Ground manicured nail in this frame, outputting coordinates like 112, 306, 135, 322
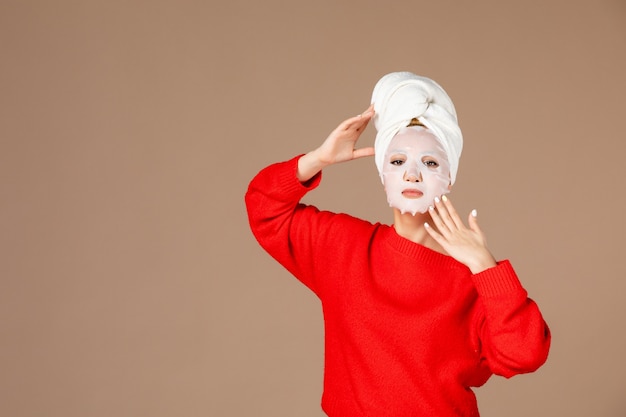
428, 205, 434, 211
442, 195, 448, 202
434, 196, 440, 203
424, 222, 430, 228
471, 209, 477, 217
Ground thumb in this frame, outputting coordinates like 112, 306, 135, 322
468, 209, 482, 233
353, 146, 375, 159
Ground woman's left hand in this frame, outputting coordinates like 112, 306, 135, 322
424, 195, 497, 274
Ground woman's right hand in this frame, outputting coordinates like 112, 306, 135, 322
297, 104, 375, 182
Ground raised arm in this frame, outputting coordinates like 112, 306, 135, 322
245, 105, 376, 292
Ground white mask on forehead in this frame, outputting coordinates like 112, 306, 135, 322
382, 126, 451, 215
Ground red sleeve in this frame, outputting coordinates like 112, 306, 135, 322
471, 260, 551, 378
244, 155, 338, 295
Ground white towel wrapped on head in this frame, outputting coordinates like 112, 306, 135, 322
371, 71, 463, 185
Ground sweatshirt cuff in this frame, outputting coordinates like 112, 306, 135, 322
276, 155, 322, 198
471, 260, 526, 298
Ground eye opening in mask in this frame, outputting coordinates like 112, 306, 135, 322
388, 154, 407, 166
422, 157, 439, 168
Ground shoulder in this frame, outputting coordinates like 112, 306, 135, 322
313, 209, 381, 234
309, 210, 387, 251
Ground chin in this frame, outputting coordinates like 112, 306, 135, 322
393, 206, 428, 217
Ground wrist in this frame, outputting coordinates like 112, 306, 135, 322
297, 150, 328, 182
468, 253, 497, 275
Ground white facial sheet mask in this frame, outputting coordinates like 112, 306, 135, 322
382, 126, 451, 215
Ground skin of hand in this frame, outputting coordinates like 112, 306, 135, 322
424, 195, 497, 274
297, 104, 375, 182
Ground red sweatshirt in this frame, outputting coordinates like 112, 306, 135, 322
245, 156, 550, 417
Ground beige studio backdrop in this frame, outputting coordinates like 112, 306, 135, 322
2, 1, 625, 416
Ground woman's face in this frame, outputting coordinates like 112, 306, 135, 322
382, 127, 451, 215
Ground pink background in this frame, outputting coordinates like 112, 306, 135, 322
2, 1, 625, 416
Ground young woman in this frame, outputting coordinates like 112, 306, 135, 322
245, 72, 550, 417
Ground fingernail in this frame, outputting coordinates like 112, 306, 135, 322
424, 222, 430, 228
434, 196, 440, 203
471, 209, 477, 217
442, 195, 448, 202
428, 205, 434, 211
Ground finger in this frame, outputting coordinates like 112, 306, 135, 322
339, 116, 361, 131
424, 221, 445, 244
348, 107, 375, 128
352, 106, 374, 121
360, 103, 374, 115
352, 146, 375, 159
440, 195, 464, 230
355, 113, 373, 133
428, 204, 450, 236
467, 209, 483, 234
337, 113, 367, 132
433, 196, 457, 231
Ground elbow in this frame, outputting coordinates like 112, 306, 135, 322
526, 324, 552, 372
490, 324, 552, 378
515, 342, 550, 376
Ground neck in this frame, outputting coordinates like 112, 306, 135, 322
392, 208, 447, 254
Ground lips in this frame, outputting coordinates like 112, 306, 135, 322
401, 189, 424, 199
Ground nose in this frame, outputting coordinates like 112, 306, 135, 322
403, 168, 422, 182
